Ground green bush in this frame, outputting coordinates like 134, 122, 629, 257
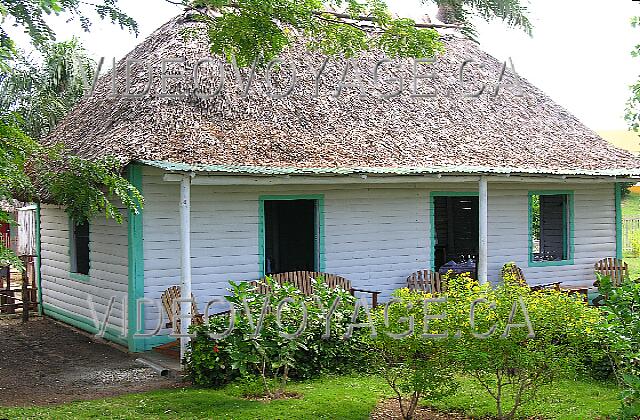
597, 274, 640, 418
185, 277, 368, 396
444, 273, 600, 420
371, 288, 458, 420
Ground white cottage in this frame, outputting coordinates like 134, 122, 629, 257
38, 13, 640, 352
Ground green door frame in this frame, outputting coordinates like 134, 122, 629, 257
258, 195, 325, 277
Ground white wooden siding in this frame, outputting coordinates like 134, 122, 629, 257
40, 205, 129, 335
487, 183, 615, 288
141, 166, 616, 332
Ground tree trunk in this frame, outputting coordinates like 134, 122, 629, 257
436, 4, 457, 24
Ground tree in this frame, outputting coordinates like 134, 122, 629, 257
626, 16, 640, 132
1, 38, 94, 139
0, 0, 141, 269
171, 0, 531, 68
0, 0, 137, 70
432, 0, 532, 40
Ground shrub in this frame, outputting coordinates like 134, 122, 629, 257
371, 288, 458, 420
444, 273, 602, 420
185, 277, 368, 397
597, 274, 640, 418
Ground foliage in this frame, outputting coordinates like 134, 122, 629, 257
0, 0, 136, 70
444, 273, 602, 420
0, 1, 142, 270
0, 117, 143, 267
530, 194, 540, 240
626, 16, 640, 132
371, 288, 458, 420
0, 39, 95, 139
597, 274, 640, 418
185, 277, 368, 397
430, 0, 532, 40
185, 0, 444, 67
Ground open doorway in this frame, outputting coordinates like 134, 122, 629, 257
432, 195, 479, 274
263, 199, 318, 275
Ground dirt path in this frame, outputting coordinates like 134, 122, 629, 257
0, 317, 182, 406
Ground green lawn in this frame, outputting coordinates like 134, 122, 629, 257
625, 256, 640, 279
622, 190, 640, 218
0, 375, 621, 420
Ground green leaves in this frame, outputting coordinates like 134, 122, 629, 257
429, 0, 532, 41
1, 39, 95, 140
40, 155, 144, 225
627, 17, 640, 132
0, 0, 137, 70
188, 0, 445, 67
377, 19, 443, 59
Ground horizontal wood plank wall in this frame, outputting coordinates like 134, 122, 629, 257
40, 204, 128, 344
141, 166, 616, 332
487, 183, 616, 288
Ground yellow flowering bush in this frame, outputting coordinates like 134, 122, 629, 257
371, 273, 603, 420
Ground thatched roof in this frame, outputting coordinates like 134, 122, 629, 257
46, 13, 640, 177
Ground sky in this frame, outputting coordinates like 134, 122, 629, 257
12, 0, 640, 131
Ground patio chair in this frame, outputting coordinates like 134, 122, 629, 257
160, 286, 204, 329
406, 270, 445, 294
153, 286, 205, 358
500, 262, 562, 291
253, 271, 381, 308
594, 257, 628, 287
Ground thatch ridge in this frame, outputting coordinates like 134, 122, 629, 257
45, 13, 640, 176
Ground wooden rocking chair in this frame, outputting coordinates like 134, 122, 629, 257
160, 286, 204, 329
406, 270, 446, 294
154, 286, 204, 358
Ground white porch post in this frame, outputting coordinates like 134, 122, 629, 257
179, 173, 192, 361
478, 176, 488, 284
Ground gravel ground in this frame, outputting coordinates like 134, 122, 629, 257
0, 317, 181, 407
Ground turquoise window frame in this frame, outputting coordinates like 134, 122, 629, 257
258, 194, 325, 277
429, 191, 480, 271
68, 216, 91, 282
527, 190, 575, 267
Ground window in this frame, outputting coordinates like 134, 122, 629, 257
70, 220, 90, 276
529, 193, 572, 264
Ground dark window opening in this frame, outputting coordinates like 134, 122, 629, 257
71, 220, 90, 275
264, 200, 317, 275
531, 194, 569, 262
433, 196, 479, 275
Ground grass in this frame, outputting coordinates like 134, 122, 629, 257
0, 375, 621, 420
622, 190, 640, 218
625, 256, 640, 279
0, 375, 388, 420
432, 376, 620, 420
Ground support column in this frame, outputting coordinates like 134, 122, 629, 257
179, 173, 192, 361
478, 176, 488, 284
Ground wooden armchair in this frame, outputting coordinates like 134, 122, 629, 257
500, 263, 562, 291
406, 270, 445, 294
253, 271, 381, 307
594, 258, 629, 287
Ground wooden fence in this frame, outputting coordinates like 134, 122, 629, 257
623, 217, 640, 252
